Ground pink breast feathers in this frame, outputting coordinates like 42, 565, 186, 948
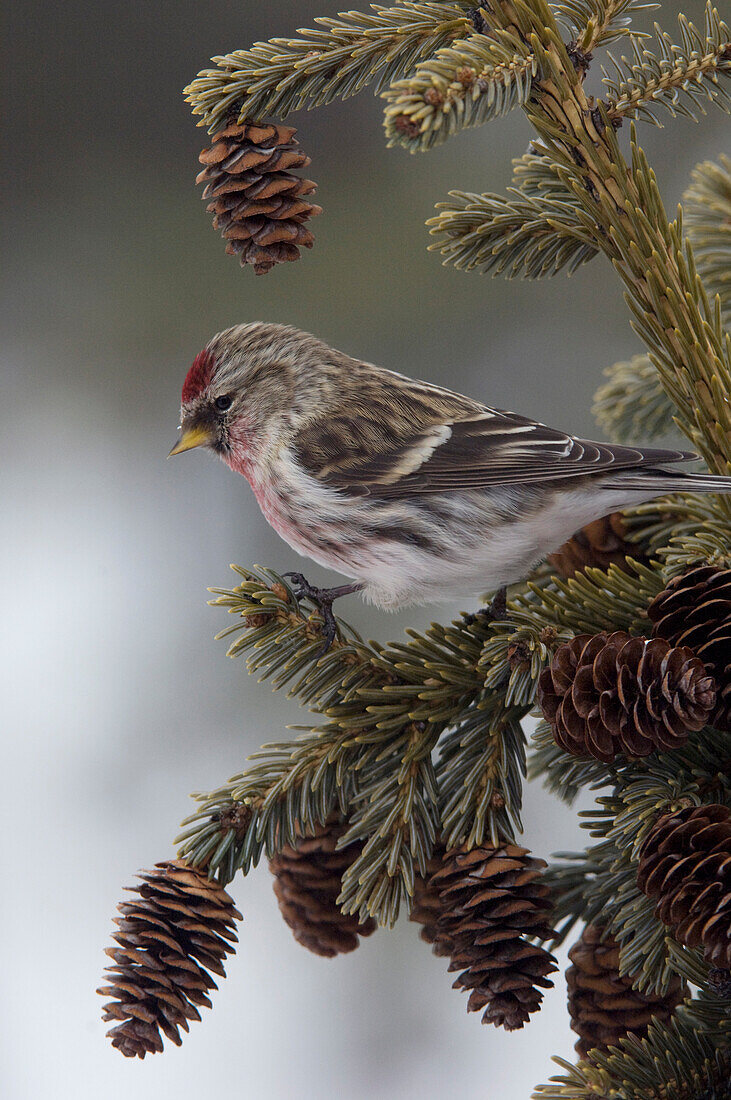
250, 475, 304, 547
182, 349, 215, 404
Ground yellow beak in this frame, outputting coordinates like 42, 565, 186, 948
168, 424, 215, 457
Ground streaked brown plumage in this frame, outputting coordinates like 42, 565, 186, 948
170, 322, 731, 613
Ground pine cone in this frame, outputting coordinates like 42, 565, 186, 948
98, 860, 241, 1058
566, 923, 686, 1057
414, 842, 557, 1030
548, 513, 643, 577
647, 564, 731, 732
197, 119, 321, 275
410, 853, 452, 957
637, 803, 731, 969
537, 631, 716, 763
269, 818, 376, 957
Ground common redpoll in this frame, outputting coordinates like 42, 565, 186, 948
170, 322, 731, 621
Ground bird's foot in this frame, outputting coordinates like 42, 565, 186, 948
282, 573, 363, 654
463, 586, 508, 628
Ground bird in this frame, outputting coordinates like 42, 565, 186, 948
170, 322, 731, 644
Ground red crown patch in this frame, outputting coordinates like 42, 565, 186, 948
182, 349, 215, 404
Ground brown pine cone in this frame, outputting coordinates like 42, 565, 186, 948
269, 818, 376, 957
197, 119, 321, 275
414, 842, 557, 1031
410, 852, 452, 957
98, 860, 241, 1058
548, 513, 643, 578
647, 564, 731, 732
637, 803, 731, 969
537, 631, 716, 763
566, 923, 686, 1057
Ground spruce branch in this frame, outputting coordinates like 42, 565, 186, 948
551, 0, 657, 52
553, 830, 680, 996
684, 153, 731, 322
665, 940, 720, 994
382, 29, 537, 151
592, 154, 731, 447
531, 721, 729, 825
429, 1, 731, 485
602, 4, 731, 126
176, 727, 365, 884
178, 565, 500, 914
597, 136, 731, 479
479, 614, 569, 705
427, 185, 599, 276
178, 560, 651, 911
179, 556, 689, 902
184, 3, 472, 131
436, 697, 528, 848
492, 0, 731, 487
336, 719, 441, 924
516, 558, 665, 635
208, 565, 377, 707
592, 354, 676, 442
511, 148, 581, 199
547, 826, 676, 988
532, 1005, 731, 1099
176, 565, 394, 880
625, 493, 731, 574
529, 718, 613, 806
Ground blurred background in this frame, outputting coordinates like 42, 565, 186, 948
2, 1, 726, 1096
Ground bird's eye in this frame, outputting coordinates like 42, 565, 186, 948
214, 395, 233, 412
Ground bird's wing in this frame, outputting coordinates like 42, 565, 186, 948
292, 373, 693, 497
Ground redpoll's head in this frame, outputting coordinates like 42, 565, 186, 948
169, 322, 342, 459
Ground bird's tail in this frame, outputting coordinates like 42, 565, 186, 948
609, 469, 731, 493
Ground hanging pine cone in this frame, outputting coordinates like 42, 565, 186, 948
98, 860, 241, 1058
647, 564, 731, 732
566, 923, 686, 1057
269, 818, 376, 957
637, 803, 731, 968
410, 851, 452, 957
537, 631, 716, 763
548, 513, 644, 578
197, 119, 321, 275
412, 841, 557, 1030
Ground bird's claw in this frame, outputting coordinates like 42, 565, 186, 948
282, 572, 340, 655
463, 586, 508, 627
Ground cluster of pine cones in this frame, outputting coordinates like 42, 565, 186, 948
538, 554, 730, 761
563, 801, 730, 1056
98, 806, 730, 1061
270, 819, 558, 1031
99, 820, 560, 1055
99, 528, 729, 1062
535, 545, 730, 1051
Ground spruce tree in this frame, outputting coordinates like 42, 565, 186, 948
100, 2, 730, 1092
